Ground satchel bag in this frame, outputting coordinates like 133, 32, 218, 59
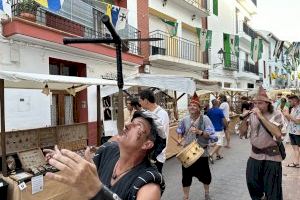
258, 121, 286, 160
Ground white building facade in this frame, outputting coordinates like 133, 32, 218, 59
0, 0, 142, 143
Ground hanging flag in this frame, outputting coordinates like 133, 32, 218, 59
196, 28, 212, 51
105, 4, 128, 31
0, 0, 12, 17
293, 42, 300, 67
161, 19, 178, 37
271, 72, 278, 80
223, 33, 239, 68
106, 3, 112, 20
34, 0, 64, 12
251, 38, 263, 63
291, 71, 295, 81
115, 7, 128, 31
273, 40, 284, 59
111, 5, 120, 27
213, 0, 218, 16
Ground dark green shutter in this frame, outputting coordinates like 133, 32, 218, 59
213, 0, 218, 16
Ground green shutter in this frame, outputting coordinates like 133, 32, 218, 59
213, 0, 218, 16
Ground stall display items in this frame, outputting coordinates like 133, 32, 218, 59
9, 172, 33, 182
17, 148, 48, 175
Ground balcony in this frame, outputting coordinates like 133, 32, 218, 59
243, 61, 258, 75
235, 61, 259, 80
237, 0, 257, 14
2, 0, 143, 64
223, 52, 239, 71
172, 0, 210, 17
240, 22, 256, 44
149, 30, 210, 72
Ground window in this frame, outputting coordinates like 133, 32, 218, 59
247, 83, 254, 88
224, 82, 231, 88
49, 58, 86, 125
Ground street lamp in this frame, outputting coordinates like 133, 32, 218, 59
217, 48, 224, 63
213, 48, 225, 68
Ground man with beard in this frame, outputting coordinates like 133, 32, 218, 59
44, 111, 165, 200
239, 87, 284, 200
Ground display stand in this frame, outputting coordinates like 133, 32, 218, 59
1, 172, 84, 200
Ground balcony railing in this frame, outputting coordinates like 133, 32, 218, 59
243, 61, 259, 75
10, 0, 141, 55
243, 22, 257, 39
183, 0, 208, 10
149, 30, 208, 63
223, 52, 239, 71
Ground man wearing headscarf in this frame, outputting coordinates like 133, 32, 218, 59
176, 93, 216, 200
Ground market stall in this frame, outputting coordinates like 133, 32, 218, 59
0, 70, 135, 199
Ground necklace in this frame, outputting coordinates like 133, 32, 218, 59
112, 160, 135, 180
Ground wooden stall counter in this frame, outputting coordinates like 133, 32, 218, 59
1, 172, 85, 200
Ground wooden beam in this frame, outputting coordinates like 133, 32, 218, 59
0, 79, 7, 177
176, 93, 185, 101
96, 85, 101, 146
173, 91, 178, 120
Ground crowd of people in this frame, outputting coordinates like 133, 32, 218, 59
40, 87, 300, 200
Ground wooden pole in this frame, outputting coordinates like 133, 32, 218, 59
0, 79, 7, 177
96, 85, 101, 146
173, 91, 178, 120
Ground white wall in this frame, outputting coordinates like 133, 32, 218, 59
149, 0, 204, 34
0, 39, 137, 130
127, 0, 138, 29
4, 89, 51, 131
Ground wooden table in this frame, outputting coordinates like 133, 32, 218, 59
1, 172, 85, 200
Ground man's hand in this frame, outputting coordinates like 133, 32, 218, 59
252, 107, 263, 118
45, 146, 102, 199
190, 127, 201, 135
283, 110, 290, 119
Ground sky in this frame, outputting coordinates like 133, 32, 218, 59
251, 0, 300, 42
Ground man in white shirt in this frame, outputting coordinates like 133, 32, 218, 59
218, 94, 231, 148
139, 89, 170, 173
283, 95, 300, 168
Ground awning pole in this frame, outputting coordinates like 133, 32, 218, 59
0, 79, 7, 177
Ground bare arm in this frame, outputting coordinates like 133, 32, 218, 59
136, 183, 161, 200
283, 111, 300, 124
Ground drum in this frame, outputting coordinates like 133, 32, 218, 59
176, 140, 204, 168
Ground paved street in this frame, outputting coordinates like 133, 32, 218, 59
161, 135, 300, 200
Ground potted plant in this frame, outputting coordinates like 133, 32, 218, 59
17, 0, 39, 21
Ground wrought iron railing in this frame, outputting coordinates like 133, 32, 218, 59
183, 0, 208, 10
149, 30, 208, 63
223, 52, 239, 71
243, 22, 257, 39
243, 61, 258, 75
9, 0, 141, 55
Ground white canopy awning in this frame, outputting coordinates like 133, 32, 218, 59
0, 70, 136, 90
195, 79, 222, 92
101, 73, 196, 96
222, 87, 249, 92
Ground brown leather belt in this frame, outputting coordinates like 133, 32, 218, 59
252, 145, 280, 156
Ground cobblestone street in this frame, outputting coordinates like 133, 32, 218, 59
161, 135, 300, 200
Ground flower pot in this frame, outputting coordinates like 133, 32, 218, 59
20, 12, 36, 22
